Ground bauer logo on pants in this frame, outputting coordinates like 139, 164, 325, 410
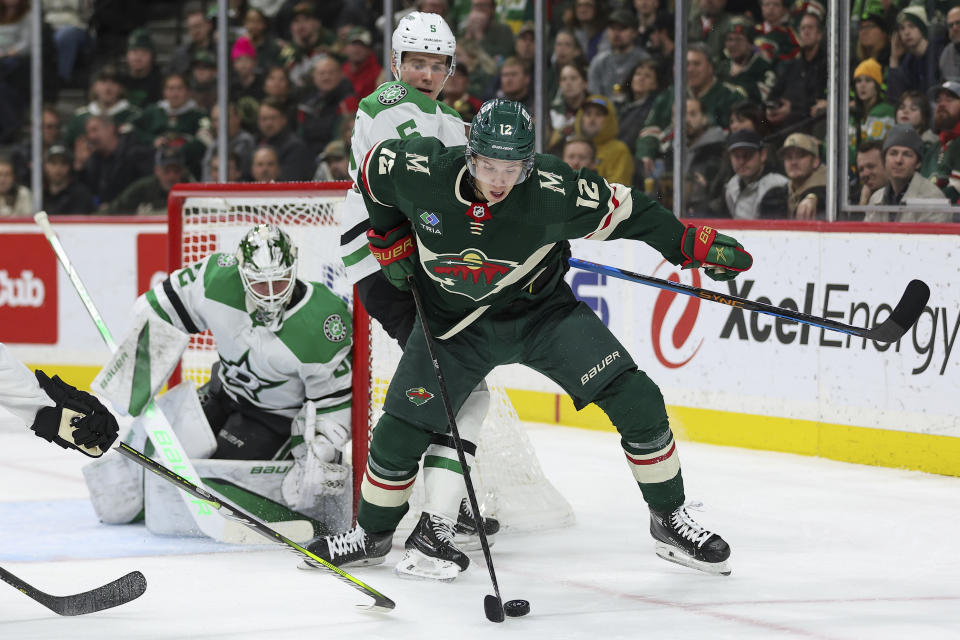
406, 387, 434, 406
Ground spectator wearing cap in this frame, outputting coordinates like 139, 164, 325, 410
497, 57, 534, 113
755, 0, 799, 64
65, 67, 143, 147
765, 12, 827, 134
717, 16, 777, 104
257, 98, 314, 181
242, 8, 283, 74
189, 50, 218, 112
230, 36, 264, 102
855, 11, 890, 69
121, 29, 162, 109
849, 58, 894, 165
929, 80, 960, 203
854, 139, 887, 206
0, 155, 31, 217
562, 135, 597, 171
723, 129, 788, 219
200, 102, 256, 181
442, 62, 483, 122
299, 56, 357, 157
565, 0, 609, 63
939, 6, 960, 87
617, 60, 662, 158
587, 9, 650, 100
779, 132, 826, 219
251, 146, 281, 182
280, 1, 333, 89
887, 6, 943, 106
865, 124, 951, 222
314, 140, 350, 181
460, 0, 516, 62
547, 63, 589, 155
573, 94, 634, 186
681, 96, 728, 215
109, 144, 188, 215
342, 27, 382, 100
166, 5, 216, 76
894, 90, 938, 178
80, 114, 154, 208
688, 0, 733, 62
42, 145, 94, 215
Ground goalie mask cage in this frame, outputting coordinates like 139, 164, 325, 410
168, 182, 574, 533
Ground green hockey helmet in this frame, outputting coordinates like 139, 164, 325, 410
465, 98, 536, 184
236, 224, 298, 329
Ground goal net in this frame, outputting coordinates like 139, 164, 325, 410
168, 182, 575, 533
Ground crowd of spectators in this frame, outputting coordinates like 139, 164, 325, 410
0, 0, 958, 221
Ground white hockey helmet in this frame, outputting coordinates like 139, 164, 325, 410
236, 224, 298, 330
391, 11, 457, 84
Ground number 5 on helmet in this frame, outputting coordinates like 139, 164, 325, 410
679, 224, 753, 282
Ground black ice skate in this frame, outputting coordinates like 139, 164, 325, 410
299, 525, 392, 570
395, 512, 470, 581
650, 502, 731, 576
454, 497, 501, 551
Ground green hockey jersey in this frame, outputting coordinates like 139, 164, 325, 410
357, 136, 688, 339
141, 253, 352, 421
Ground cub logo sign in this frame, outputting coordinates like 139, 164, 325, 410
650, 260, 703, 369
0, 234, 57, 343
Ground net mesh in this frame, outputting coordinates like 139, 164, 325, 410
172, 183, 574, 532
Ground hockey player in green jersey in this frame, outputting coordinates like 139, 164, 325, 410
307, 99, 753, 579
331, 10, 500, 578
84, 225, 354, 528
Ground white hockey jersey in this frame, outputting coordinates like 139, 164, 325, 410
0, 342, 55, 425
141, 253, 353, 422
340, 79, 468, 284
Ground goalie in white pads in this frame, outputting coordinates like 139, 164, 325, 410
321, 11, 497, 581
0, 342, 119, 457
83, 224, 353, 530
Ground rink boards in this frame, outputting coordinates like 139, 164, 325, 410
1, 218, 958, 475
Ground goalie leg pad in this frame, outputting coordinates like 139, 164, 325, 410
82, 453, 144, 524
155, 382, 217, 459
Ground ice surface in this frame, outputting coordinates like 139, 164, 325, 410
2, 413, 958, 639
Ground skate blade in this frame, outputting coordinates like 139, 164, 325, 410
654, 542, 732, 576
297, 556, 386, 571
454, 532, 496, 551
394, 549, 463, 582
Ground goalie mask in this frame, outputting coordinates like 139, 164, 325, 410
237, 224, 298, 329
465, 98, 536, 185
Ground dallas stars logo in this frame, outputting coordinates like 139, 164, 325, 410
378, 84, 407, 105
406, 387, 434, 406
219, 350, 284, 403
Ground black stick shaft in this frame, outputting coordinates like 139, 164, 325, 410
407, 280, 505, 620
569, 258, 929, 344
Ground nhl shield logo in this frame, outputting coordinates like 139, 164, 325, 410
406, 387, 434, 406
466, 203, 492, 221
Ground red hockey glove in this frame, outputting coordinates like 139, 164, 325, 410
367, 223, 416, 290
680, 224, 753, 282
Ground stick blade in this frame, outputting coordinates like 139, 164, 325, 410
50, 570, 147, 616
867, 279, 930, 343
484, 594, 505, 623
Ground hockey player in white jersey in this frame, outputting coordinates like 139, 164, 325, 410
83, 224, 353, 527
320, 11, 498, 581
0, 342, 119, 457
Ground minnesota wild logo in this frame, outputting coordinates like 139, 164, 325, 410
379, 84, 407, 105
406, 387, 434, 406
424, 248, 518, 301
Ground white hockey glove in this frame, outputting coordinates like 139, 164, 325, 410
281, 402, 350, 511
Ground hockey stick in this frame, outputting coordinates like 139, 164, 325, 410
569, 258, 930, 343
114, 442, 395, 612
33, 211, 236, 542
0, 566, 146, 616
408, 279, 520, 623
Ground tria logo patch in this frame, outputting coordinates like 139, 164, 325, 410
418, 210, 442, 235
424, 248, 518, 301
406, 387, 434, 406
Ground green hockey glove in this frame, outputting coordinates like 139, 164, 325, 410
367, 222, 416, 290
680, 224, 753, 282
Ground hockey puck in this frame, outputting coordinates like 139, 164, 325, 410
504, 599, 530, 617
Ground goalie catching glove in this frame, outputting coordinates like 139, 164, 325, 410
281, 401, 350, 511
680, 224, 752, 281
31, 371, 119, 457
367, 222, 416, 291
